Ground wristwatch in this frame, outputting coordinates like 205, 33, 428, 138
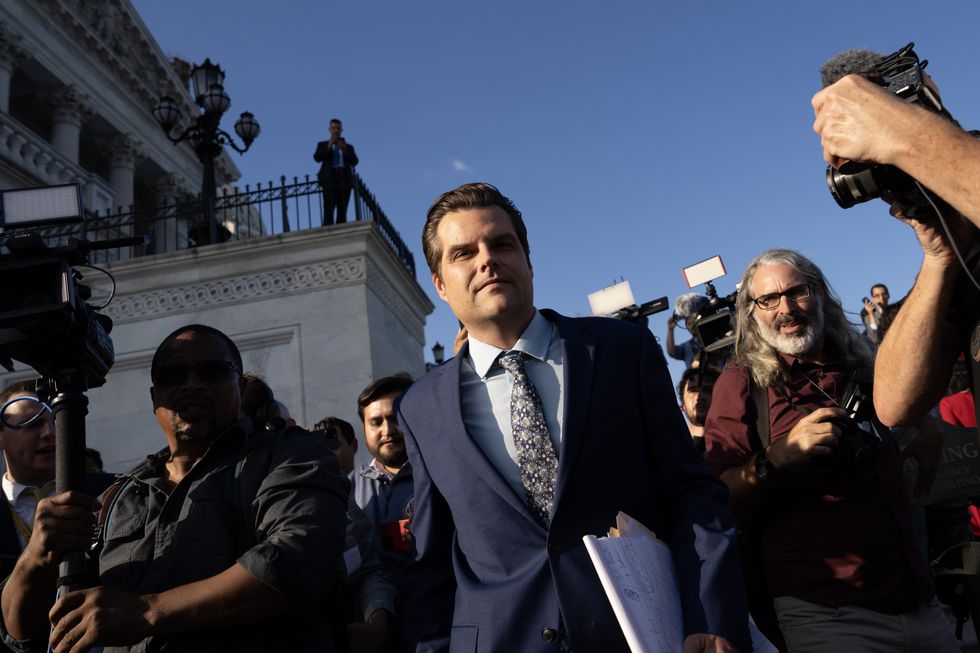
754, 448, 778, 482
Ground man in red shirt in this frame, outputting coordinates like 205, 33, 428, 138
705, 248, 955, 652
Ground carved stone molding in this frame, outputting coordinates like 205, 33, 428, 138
365, 260, 426, 341
36, 0, 185, 111
46, 84, 94, 122
0, 23, 30, 67
103, 132, 146, 166
102, 257, 367, 323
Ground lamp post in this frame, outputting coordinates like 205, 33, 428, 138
152, 59, 260, 245
432, 342, 445, 365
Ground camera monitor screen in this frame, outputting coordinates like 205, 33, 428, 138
0, 185, 82, 230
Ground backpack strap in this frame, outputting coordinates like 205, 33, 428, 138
91, 477, 131, 554
748, 377, 771, 451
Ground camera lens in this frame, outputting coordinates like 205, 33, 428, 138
826, 164, 882, 208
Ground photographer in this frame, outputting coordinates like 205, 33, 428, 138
812, 51, 980, 429
703, 249, 954, 652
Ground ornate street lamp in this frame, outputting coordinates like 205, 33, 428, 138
152, 59, 260, 245
432, 341, 445, 365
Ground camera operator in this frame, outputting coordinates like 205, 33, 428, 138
703, 249, 955, 652
0, 324, 349, 652
812, 50, 980, 429
666, 293, 709, 368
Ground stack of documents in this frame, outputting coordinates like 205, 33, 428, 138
584, 512, 776, 653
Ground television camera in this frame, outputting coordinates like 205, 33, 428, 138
587, 279, 668, 328
0, 183, 144, 592
680, 255, 738, 355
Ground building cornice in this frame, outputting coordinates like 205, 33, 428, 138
35, 0, 194, 116
101, 257, 367, 324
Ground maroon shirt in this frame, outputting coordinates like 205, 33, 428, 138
705, 356, 933, 613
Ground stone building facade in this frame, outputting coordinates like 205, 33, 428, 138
0, 0, 433, 472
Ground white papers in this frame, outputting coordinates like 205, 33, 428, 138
583, 511, 776, 653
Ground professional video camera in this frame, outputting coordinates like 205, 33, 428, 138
680, 256, 738, 354
0, 183, 143, 594
823, 368, 881, 479
587, 279, 668, 328
0, 184, 132, 388
825, 42, 968, 221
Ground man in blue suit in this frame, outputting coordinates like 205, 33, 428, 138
398, 183, 749, 653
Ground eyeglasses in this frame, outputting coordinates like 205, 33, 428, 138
751, 284, 812, 311
152, 360, 241, 387
0, 396, 53, 430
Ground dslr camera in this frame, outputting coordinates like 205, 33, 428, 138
822, 371, 881, 479
825, 42, 969, 221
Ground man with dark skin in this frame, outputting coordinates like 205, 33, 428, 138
0, 325, 347, 652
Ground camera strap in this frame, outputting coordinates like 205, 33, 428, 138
746, 377, 771, 451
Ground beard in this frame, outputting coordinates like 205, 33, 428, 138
371, 440, 408, 469
683, 402, 705, 427
171, 414, 216, 442
756, 303, 825, 357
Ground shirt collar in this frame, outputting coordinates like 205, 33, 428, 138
467, 309, 551, 378
2, 473, 39, 503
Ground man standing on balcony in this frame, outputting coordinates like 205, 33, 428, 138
314, 118, 359, 225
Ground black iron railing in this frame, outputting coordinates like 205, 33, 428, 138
35, 171, 416, 276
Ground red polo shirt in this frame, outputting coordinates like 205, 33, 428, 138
705, 356, 933, 613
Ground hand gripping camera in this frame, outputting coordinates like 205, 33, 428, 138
823, 369, 881, 479
825, 42, 969, 222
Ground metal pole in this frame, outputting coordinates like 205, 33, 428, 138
51, 370, 89, 594
280, 175, 290, 233
203, 155, 217, 245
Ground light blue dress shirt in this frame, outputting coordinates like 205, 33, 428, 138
460, 310, 565, 498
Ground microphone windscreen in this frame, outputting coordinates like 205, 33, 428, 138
820, 49, 885, 88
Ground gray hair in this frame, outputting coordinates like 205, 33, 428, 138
733, 249, 872, 387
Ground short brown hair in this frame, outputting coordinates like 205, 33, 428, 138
422, 182, 530, 276
357, 372, 413, 421
0, 380, 38, 405
314, 416, 355, 444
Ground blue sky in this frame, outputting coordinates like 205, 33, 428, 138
131, 0, 980, 385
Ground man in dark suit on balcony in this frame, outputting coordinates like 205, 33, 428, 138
314, 118, 359, 225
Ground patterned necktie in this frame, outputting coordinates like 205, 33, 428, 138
497, 351, 558, 527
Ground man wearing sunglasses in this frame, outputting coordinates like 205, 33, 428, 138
0, 383, 113, 585
704, 249, 954, 652
0, 324, 349, 652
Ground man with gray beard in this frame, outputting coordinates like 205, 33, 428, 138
704, 249, 955, 652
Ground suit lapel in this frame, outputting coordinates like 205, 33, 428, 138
434, 345, 541, 525
543, 311, 597, 501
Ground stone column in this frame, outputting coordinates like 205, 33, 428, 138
0, 25, 29, 113
149, 173, 189, 254
105, 134, 145, 214
47, 85, 92, 165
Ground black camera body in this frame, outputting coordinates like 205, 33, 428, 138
0, 233, 115, 389
0, 185, 141, 390
825, 373, 881, 479
690, 281, 738, 354
825, 42, 958, 221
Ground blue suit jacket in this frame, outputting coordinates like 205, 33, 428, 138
398, 311, 749, 653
